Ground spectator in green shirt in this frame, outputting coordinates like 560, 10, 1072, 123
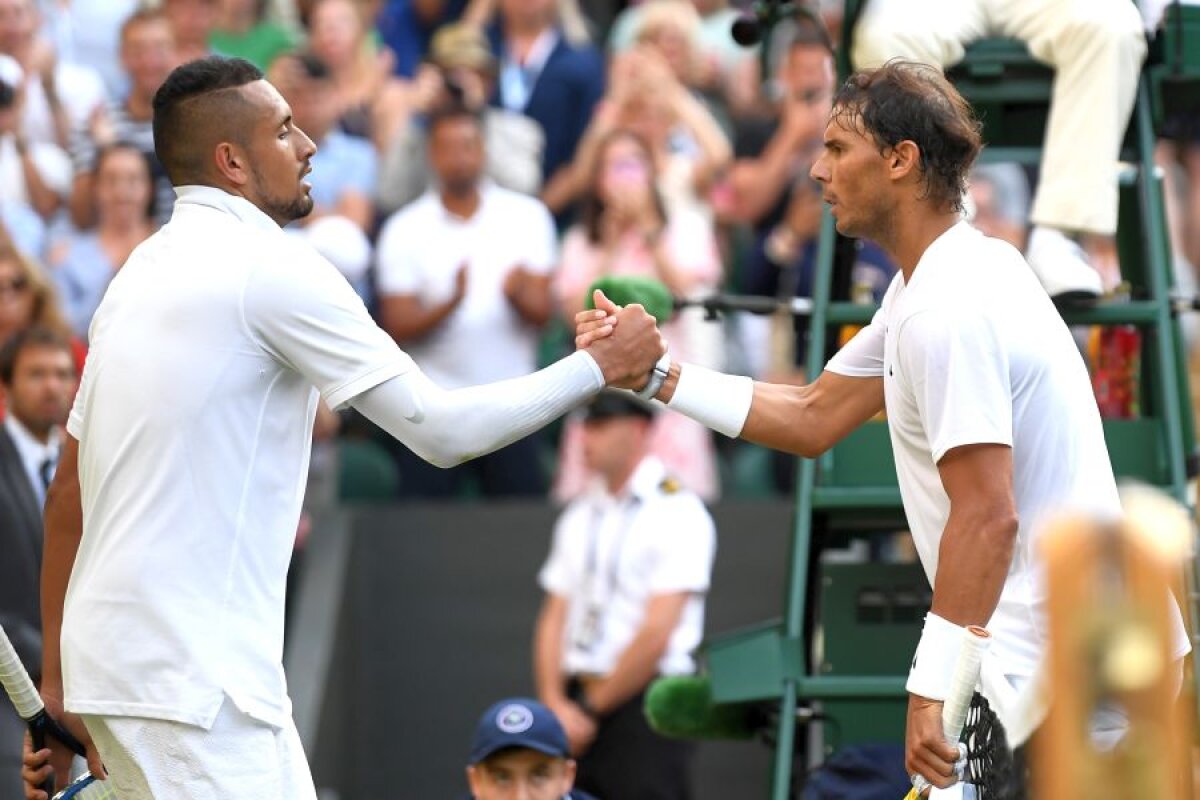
210, 0, 298, 70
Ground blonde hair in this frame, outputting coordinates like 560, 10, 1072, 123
0, 246, 71, 339
634, 0, 701, 50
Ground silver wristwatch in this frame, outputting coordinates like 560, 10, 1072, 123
636, 352, 672, 401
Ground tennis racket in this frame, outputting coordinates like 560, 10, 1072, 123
904, 624, 991, 799
0, 624, 112, 799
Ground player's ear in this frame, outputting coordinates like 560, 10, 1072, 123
563, 758, 577, 787
888, 139, 920, 183
213, 141, 250, 186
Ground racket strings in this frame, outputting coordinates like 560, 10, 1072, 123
961, 693, 1028, 800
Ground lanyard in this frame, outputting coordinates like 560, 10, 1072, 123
584, 495, 644, 604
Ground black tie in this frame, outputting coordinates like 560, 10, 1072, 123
39, 457, 54, 491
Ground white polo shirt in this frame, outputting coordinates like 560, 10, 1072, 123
827, 221, 1190, 679
375, 183, 557, 388
62, 186, 413, 728
539, 457, 716, 676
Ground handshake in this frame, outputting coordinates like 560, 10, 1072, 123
577, 279, 675, 399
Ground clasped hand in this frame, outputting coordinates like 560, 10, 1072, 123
576, 289, 664, 391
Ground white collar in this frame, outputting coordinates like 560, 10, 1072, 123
507, 28, 560, 72
173, 185, 282, 234
4, 413, 59, 468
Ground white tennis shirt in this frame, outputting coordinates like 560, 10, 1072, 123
826, 221, 1190, 679
62, 186, 414, 728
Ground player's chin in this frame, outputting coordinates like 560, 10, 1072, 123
294, 195, 316, 219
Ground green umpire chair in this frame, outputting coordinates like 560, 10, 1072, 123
683, 4, 1200, 799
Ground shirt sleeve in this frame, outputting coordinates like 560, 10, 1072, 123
538, 508, 577, 595
66, 345, 93, 439
896, 308, 1013, 463
374, 211, 423, 296
824, 306, 886, 378
647, 497, 716, 593
244, 238, 414, 410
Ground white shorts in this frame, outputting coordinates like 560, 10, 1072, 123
80, 696, 317, 800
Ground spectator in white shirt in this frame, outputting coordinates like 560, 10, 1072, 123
377, 103, 559, 497
0, 0, 105, 150
0, 57, 71, 220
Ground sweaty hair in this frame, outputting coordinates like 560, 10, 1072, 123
832, 59, 982, 213
0, 326, 73, 387
152, 56, 265, 186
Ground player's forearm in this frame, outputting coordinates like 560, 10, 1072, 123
39, 471, 83, 692
930, 509, 1019, 627
352, 351, 603, 468
653, 364, 880, 457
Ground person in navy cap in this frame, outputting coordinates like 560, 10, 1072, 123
466, 698, 597, 800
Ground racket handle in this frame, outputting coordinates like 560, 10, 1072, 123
1, 624, 87, 797
0, 625, 44, 720
942, 625, 991, 744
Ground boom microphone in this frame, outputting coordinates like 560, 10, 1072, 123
644, 675, 766, 740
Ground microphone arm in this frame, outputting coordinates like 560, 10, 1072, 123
674, 293, 815, 320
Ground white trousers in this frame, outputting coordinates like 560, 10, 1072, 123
80, 697, 317, 800
851, 0, 1147, 235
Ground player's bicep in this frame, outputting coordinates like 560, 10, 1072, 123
937, 443, 1017, 526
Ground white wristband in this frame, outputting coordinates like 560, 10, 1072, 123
666, 363, 753, 438
906, 612, 965, 701
636, 352, 671, 400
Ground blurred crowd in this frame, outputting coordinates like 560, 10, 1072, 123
0, 0, 1196, 503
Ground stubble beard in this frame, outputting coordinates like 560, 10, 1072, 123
250, 166, 315, 225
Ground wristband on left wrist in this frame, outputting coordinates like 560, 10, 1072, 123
905, 612, 965, 701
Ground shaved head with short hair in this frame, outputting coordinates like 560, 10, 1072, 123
152, 56, 265, 186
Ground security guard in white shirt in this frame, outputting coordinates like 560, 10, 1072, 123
534, 392, 716, 800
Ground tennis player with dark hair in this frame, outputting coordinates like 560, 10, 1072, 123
21, 55, 664, 800
577, 59, 1190, 795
